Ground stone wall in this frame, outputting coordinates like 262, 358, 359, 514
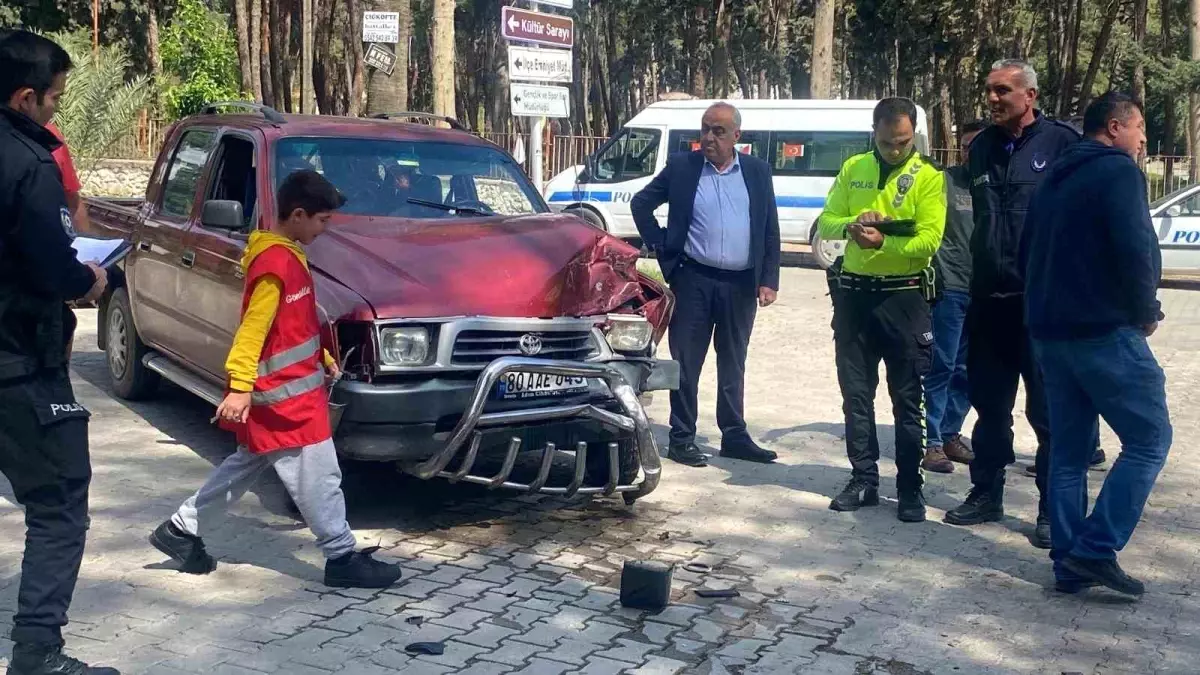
80, 159, 153, 197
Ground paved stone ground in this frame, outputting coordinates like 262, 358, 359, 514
3, 267, 1200, 675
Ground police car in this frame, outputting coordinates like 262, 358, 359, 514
1150, 183, 1200, 275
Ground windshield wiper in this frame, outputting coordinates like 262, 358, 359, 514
406, 198, 492, 217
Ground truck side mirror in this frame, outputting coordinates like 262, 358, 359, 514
1167, 204, 1183, 218
201, 200, 245, 231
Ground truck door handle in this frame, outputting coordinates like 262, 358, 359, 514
181, 250, 196, 268
138, 241, 152, 252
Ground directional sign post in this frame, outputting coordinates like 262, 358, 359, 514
511, 83, 570, 118
501, 6, 574, 49
508, 45, 572, 84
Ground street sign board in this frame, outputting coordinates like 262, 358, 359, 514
364, 43, 396, 76
501, 6, 574, 49
362, 12, 399, 43
508, 45, 572, 83
511, 83, 570, 118
536, 0, 574, 8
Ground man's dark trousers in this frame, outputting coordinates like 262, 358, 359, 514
0, 369, 92, 648
668, 259, 758, 447
1034, 328, 1171, 580
966, 295, 1051, 509
832, 286, 931, 492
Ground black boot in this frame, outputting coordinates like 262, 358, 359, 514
325, 547, 403, 589
1033, 512, 1052, 549
897, 488, 927, 523
667, 443, 709, 467
9, 643, 119, 674
149, 520, 217, 574
944, 476, 1005, 525
829, 478, 879, 512
1062, 555, 1145, 596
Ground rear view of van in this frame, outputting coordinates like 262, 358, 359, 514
543, 99, 931, 268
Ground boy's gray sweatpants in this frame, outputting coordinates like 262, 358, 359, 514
171, 438, 357, 559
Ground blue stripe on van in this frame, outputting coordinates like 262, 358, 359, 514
546, 191, 826, 209
548, 191, 613, 203
775, 196, 826, 208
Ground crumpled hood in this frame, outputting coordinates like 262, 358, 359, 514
304, 213, 658, 320
1042, 139, 1133, 189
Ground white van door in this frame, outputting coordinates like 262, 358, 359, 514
544, 126, 665, 238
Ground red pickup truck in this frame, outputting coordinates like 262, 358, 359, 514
82, 103, 677, 503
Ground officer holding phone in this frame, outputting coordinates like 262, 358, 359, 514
816, 97, 947, 523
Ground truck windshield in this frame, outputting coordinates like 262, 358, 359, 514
274, 137, 548, 219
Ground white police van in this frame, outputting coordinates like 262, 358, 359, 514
543, 98, 931, 268
1150, 183, 1200, 275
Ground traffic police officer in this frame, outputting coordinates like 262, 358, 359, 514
0, 31, 119, 675
817, 97, 947, 523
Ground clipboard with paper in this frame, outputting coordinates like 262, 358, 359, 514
70, 236, 132, 268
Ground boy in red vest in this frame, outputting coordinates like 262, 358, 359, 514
148, 170, 401, 589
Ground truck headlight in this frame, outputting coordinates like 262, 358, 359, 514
379, 327, 430, 366
604, 315, 653, 353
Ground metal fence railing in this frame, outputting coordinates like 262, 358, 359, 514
91, 120, 1198, 205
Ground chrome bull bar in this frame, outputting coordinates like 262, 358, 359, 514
401, 357, 662, 500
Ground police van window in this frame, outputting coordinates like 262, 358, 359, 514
768, 132, 872, 177
591, 128, 661, 183
161, 129, 218, 218
667, 130, 767, 160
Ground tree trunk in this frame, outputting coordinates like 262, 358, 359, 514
259, 0, 275, 106
346, 0, 366, 116
271, 0, 292, 113
1058, 0, 1083, 116
233, 0, 253, 96
1076, 0, 1117, 113
146, 0, 163, 110
1191, 0, 1200, 181
686, 2, 708, 96
711, 0, 731, 97
811, 0, 836, 98
431, 0, 455, 120
1133, 0, 1149, 105
250, 0, 263, 101
1164, 0, 1177, 185
365, 0, 410, 115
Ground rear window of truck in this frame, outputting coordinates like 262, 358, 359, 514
273, 138, 548, 219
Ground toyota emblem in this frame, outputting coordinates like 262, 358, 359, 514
518, 333, 543, 356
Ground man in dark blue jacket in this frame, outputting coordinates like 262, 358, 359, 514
944, 59, 1081, 549
630, 102, 781, 468
1021, 92, 1167, 597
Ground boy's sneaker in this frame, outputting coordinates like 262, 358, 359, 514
324, 547, 403, 589
9, 642, 119, 674
149, 520, 217, 574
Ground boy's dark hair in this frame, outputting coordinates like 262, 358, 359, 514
959, 119, 988, 139
276, 170, 346, 220
873, 97, 918, 127
1083, 92, 1141, 137
0, 30, 73, 104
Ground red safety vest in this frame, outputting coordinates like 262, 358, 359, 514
222, 244, 331, 454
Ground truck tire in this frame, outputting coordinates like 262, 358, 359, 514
106, 287, 160, 400
810, 225, 845, 270
584, 438, 639, 489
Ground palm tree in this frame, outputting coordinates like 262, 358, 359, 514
51, 30, 153, 175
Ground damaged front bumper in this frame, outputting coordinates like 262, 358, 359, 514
337, 356, 669, 501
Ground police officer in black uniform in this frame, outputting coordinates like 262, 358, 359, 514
942, 58, 1081, 550
0, 31, 120, 675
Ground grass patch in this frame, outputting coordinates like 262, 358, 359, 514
637, 258, 665, 284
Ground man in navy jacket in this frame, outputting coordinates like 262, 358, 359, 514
943, 59, 1081, 549
630, 102, 781, 468
1021, 92, 1168, 597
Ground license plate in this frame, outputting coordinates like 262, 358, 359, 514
496, 372, 588, 400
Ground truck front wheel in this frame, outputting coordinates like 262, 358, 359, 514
106, 287, 160, 400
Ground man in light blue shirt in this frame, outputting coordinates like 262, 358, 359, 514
631, 102, 782, 468
686, 152, 752, 271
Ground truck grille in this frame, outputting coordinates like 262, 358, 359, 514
452, 330, 596, 366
